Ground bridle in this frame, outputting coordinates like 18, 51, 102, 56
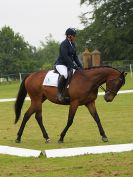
99, 76, 124, 96
100, 85, 117, 96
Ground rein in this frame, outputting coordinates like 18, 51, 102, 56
100, 85, 106, 92
100, 85, 117, 96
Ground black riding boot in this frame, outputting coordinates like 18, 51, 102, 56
57, 75, 66, 102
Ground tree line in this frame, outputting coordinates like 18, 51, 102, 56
0, 0, 132, 74
0, 27, 59, 74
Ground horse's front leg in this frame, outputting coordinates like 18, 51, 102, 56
58, 100, 79, 143
86, 101, 108, 142
34, 99, 50, 143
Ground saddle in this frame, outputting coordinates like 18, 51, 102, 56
43, 69, 74, 103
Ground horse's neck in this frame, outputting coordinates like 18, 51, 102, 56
83, 68, 118, 86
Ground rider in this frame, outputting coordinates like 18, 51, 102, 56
55, 28, 83, 101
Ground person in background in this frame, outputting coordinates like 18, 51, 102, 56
55, 28, 83, 101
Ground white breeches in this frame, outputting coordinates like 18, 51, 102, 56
55, 65, 68, 79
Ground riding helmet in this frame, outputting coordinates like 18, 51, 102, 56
65, 28, 76, 36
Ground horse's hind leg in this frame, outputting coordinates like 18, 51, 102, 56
58, 100, 79, 143
35, 111, 50, 143
16, 105, 35, 143
86, 101, 108, 142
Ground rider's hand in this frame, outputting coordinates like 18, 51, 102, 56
74, 65, 78, 70
74, 65, 83, 70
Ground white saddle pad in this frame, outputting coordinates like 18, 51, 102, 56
43, 69, 75, 87
43, 70, 59, 87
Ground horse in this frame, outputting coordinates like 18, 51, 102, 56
14, 66, 126, 144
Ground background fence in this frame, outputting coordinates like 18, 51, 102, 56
0, 73, 30, 83
102, 60, 133, 78
102, 60, 133, 72
0, 60, 133, 83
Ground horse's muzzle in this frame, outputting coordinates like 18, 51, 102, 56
104, 92, 115, 102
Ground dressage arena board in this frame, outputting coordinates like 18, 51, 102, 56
0, 90, 133, 103
45, 143, 133, 158
0, 145, 41, 157
0, 143, 133, 158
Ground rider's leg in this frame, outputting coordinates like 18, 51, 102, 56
58, 75, 66, 101
55, 65, 68, 101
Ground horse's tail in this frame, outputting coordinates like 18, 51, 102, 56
14, 75, 29, 124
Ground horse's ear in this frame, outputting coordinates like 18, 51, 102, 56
124, 72, 127, 77
121, 72, 127, 77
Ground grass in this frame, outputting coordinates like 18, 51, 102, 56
0, 74, 133, 177
0, 152, 133, 177
0, 81, 19, 98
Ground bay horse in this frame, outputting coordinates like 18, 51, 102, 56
14, 66, 126, 144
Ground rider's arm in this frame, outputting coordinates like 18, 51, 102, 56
74, 54, 83, 69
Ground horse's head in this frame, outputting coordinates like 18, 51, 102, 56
104, 72, 127, 102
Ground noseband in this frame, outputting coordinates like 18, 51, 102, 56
100, 76, 124, 96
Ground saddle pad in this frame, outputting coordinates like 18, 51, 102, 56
43, 69, 76, 87
43, 70, 59, 87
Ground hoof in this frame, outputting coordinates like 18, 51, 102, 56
15, 139, 21, 143
102, 137, 108, 142
58, 140, 64, 144
45, 138, 50, 144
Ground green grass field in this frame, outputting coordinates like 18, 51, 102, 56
0, 74, 133, 177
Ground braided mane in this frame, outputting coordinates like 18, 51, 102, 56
84, 65, 125, 85
85, 66, 121, 73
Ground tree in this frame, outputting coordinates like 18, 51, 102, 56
79, 0, 133, 61
0, 26, 38, 74
36, 34, 59, 69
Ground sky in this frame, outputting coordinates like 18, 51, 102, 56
0, 0, 86, 47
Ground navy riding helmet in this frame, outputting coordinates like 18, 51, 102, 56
65, 28, 76, 36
